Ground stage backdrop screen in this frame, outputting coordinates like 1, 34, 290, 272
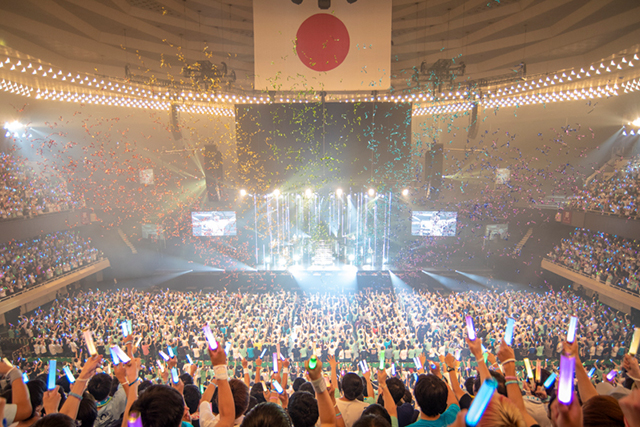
191, 212, 237, 236
411, 211, 457, 236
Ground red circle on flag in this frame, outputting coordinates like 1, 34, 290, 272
296, 14, 350, 72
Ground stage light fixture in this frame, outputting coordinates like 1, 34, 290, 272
632, 118, 640, 127
368, 188, 375, 197
273, 189, 280, 197
239, 189, 247, 197
336, 188, 343, 197
305, 188, 313, 198
3, 120, 24, 132
402, 189, 409, 196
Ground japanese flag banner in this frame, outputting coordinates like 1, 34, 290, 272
253, 0, 392, 92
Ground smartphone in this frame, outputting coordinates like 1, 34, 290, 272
558, 355, 575, 405
606, 370, 617, 381
110, 347, 121, 365
466, 316, 476, 341
523, 358, 534, 379
83, 330, 97, 356
630, 328, 640, 356
272, 353, 279, 373
587, 367, 596, 378
465, 377, 498, 427
63, 366, 76, 383
159, 351, 170, 361
543, 373, 556, 389
272, 379, 284, 394
47, 360, 57, 390
566, 316, 578, 343
260, 348, 268, 359
121, 322, 129, 338
203, 325, 218, 351
505, 318, 515, 346
167, 346, 175, 358
308, 355, 317, 370
186, 355, 194, 365
157, 360, 165, 372
413, 357, 422, 370
113, 346, 131, 364
224, 342, 232, 356
171, 367, 180, 384
22, 372, 29, 383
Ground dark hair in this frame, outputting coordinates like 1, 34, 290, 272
32, 414, 76, 427
385, 378, 405, 405
292, 378, 306, 392
87, 373, 113, 401
414, 375, 448, 417
287, 391, 319, 427
342, 373, 364, 401
403, 388, 413, 405
352, 414, 391, 427
180, 373, 194, 385
241, 402, 292, 427
298, 382, 315, 395
77, 392, 98, 427
130, 385, 184, 427
582, 395, 624, 427
362, 404, 392, 425
229, 379, 250, 417
473, 371, 507, 397
27, 379, 46, 419
464, 377, 475, 396
183, 384, 201, 415
139, 380, 154, 394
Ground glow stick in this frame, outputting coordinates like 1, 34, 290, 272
558, 355, 575, 405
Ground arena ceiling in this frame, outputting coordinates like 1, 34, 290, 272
0, 0, 639, 113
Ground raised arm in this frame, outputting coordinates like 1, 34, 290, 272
497, 340, 538, 427
466, 336, 491, 384
306, 357, 336, 427
563, 341, 597, 403
0, 360, 32, 421
60, 355, 103, 419
444, 354, 465, 402
376, 369, 397, 418
209, 345, 236, 427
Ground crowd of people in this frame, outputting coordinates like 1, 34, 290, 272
568, 156, 640, 217
547, 228, 640, 293
0, 285, 639, 427
0, 153, 84, 221
0, 231, 103, 298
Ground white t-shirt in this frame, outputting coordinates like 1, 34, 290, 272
336, 399, 370, 427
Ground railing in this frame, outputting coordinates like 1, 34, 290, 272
543, 258, 640, 298
0, 258, 107, 304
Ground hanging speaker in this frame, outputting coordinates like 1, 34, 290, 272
468, 103, 478, 140
170, 104, 182, 140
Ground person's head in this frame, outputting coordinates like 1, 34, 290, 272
292, 377, 306, 392
226, 379, 250, 418
77, 392, 98, 427
183, 384, 201, 415
474, 371, 507, 397
475, 394, 525, 427
582, 395, 624, 427
298, 382, 315, 395
130, 385, 185, 427
26, 379, 46, 418
361, 404, 391, 425
414, 375, 448, 417
87, 373, 113, 402
385, 378, 405, 405
180, 373, 194, 385
32, 414, 75, 427
342, 373, 364, 401
464, 377, 475, 396
241, 402, 292, 427
287, 391, 319, 427
352, 414, 391, 427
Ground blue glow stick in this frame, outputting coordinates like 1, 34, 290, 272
47, 360, 57, 390
63, 366, 76, 383
505, 318, 515, 346
543, 373, 556, 388
465, 378, 497, 427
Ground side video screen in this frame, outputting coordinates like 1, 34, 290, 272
411, 211, 457, 236
191, 212, 237, 236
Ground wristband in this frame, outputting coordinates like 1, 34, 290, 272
501, 359, 516, 366
505, 380, 520, 387
128, 378, 140, 387
504, 376, 518, 381
310, 377, 327, 394
244, 369, 251, 375
69, 392, 83, 400
214, 365, 228, 381
446, 367, 456, 372
336, 412, 342, 418
282, 368, 289, 374
6, 368, 22, 384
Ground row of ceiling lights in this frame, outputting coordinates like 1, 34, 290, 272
0, 52, 638, 116
240, 188, 411, 198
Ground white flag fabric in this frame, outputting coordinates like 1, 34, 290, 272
253, 0, 391, 92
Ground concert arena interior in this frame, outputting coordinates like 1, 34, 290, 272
0, 1, 639, 427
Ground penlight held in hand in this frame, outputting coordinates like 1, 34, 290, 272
47, 360, 57, 390
505, 318, 515, 346
159, 351, 170, 362
273, 353, 279, 373
260, 348, 268, 359
630, 328, 640, 356
558, 355, 575, 405
308, 355, 317, 370
156, 360, 165, 373
120, 321, 129, 338
413, 357, 422, 370
606, 370, 617, 381
203, 325, 218, 351
524, 358, 534, 380
543, 373, 556, 389
566, 316, 578, 343
113, 345, 131, 364
186, 354, 194, 365
272, 379, 284, 394
466, 316, 476, 341
110, 347, 121, 365
465, 377, 498, 427
167, 346, 175, 358
63, 366, 76, 383
587, 367, 596, 378
83, 330, 97, 356
171, 367, 179, 384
